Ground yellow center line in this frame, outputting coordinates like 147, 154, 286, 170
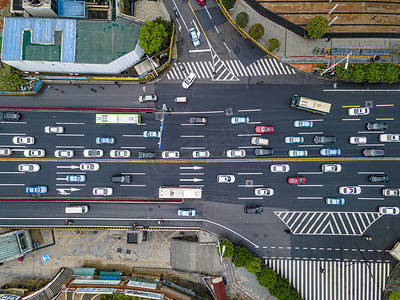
376, 118, 394, 121
376, 104, 394, 107
188, 1, 208, 41
342, 118, 360, 121
342, 105, 360, 108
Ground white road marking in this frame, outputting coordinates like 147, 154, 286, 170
248, 121, 261, 124
0, 172, 22, 174
298, 172, 323, 175
0, 121, 27, 124
180, 173, 204, 175
181, 124, 205, 126
172, 0, 188, 31
358, 131, 384, 134
188, 49, 212, 53
0, 183, 25, 186
56, 122, 85, 125
238, 184, 264, 187
297, 197, 323, 199
122, 173, 146, 175
56, 183, 86, 186
298, 185, 324, 187
204, 5, 212, 18
298, 145, 323, 147
299, 132, 324, 135
122, 146, 146, 149
169, 110, 225, 114
237, 172, 263, 175
238, 197, 263, 200
238, 109, 261, 112
180, 147, 205, 150
55, 145, 84, 148
358, 171, 384, 174
357, 144, 384, 146
123, 135, 144, 137
238, 134, 260, 137
358, 198, 385, 200
122, 185, 146, 187
214, 25, 219, 34
359, 185, 385, 187
181, 135, 204, 138
223, 42, 230, 52
59, 134, 84, 137
238, 146, 261, 149
0, 133, 26, 135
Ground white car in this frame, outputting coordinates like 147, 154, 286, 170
24, 149, 45, 157
83, 149, 104, 158
382, 188, 400, 197
182, 72, 197, 89
293, 120, 313, 128
349, 137, 367, 144
13, 136, 35, 145
255, 188, 274, 196
192, 150, 210, 158
231, 116, 249, 125
80, 163, 100, 171
226, 149, 246, 158
55, 150, 74, 158
0, 148, 12, 156
339, 186, 361, 195
270, 164, 290, 173
93, 187, 113, 196
379, 134, 400, 143
110, 149, 131, 158
18, 164, 40, 172
288, 149, 308, 157
45, 126, 64, 134
217, 175, 235, 183
348, 107, 369, 116
143, 131, 160, 138
321, 164, 342, 173
379, 207, 400, 215
162, 151, 180, 159
138, 95, 157, 102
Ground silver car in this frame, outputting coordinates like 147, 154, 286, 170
270, 164, 290, 173
83, 149, 104, 158
321, 164, 342, 173
161, 151, 180, 159
55, 150, 74, 158
226, 149, 246, 158
192, 150, 210, 158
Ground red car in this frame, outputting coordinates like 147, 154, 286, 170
255, 126, 274, 133
197, 0, 206, 5
288, 176, 307, 185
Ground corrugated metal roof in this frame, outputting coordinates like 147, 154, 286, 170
58, 0, 85, 19
0, 231, 23, 263
2, 17, 76, 62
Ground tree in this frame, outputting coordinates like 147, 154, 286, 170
256, 267, 277, 289
248, 24, 264, 40
282, 286, 302, 300
365, 63, 382, 83
350, 63, 366, 82
265, 38, 280, 53
219, 240, 234, 258
222, 0, 236, 10
390, 291, 400, 300
335, 64, 352, 80
0, 64, 27, 92
269, 276, 291, 299
138, 21, 168, 55
306, 16, 328, 39
231, 247, 251, 268
235, 12, 249, 28
381, 63, 400, 83
154, 17, 173, 36
245, 256, 261, 274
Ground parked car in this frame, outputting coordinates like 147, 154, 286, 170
244, 205, 263, 214
138, 95, 157, 102
162, 151, 180, 159
188, 117, 207, 124
320, 148, 341, 156
138, 151, 157, 159
379, 134, 400, 143
293, 120, 313, 128
321, 164, 342, 173
231, 116, 249, 125
251, 137, 269, 146
189, 28, 200, 47
288, 176, 306, 185
339, 186, 361, 195
111, 175, 132, 183
254, 148, 273, 156
349, 137, 367, 144
226, 149, 246, 158
18, 164, 40, 172
284, 136, 304, 144
96, 136, 115, 145
13, 136, 35, 145
83, 149, 104, 158
26, 185, 47, 194
326, 197, 345, 205
55, 150, 74, 158
110, 149, 131, 158
369, 175, 389, 183
366, 122, 387, 131
348, 107, 369, 116
270, 164, 289, 173
0, 148, 12, 156
45, 126, 64, 134
178, 208, 196, 217
66, 175, 86, 182
363, 149, 384, 157
288, 149, 308, 157
382, 188, 400, 197
192, 150, 210, 158
379, 207, 400, 215
93, 187, 113, 196
80, 163, 100, 171
182, 72, 197, 89
24, 149, 45, 157
313, 136, 336, 144
217, 175, 235, 183
1, 112, 20, 121
255, 126, 274, 133
255, 188, 274, 196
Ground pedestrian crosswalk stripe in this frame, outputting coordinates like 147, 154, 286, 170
260, 59, 270, 75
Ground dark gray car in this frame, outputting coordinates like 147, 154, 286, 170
111, 175, 132, 183
313, 136, 336, 144
1, 112, 21, 121
363, 149, 385, 157
244, 205, 263, 214
254, 148, 274, 156
366, 122, 388, 131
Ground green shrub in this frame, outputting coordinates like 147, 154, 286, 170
248, 23, 264, 40
351, 63, 367, 82
269, 276, 291, 299
235, 12, 249, 28
219, 240, 234, 258
365, 62, 382, 83
256, 267, 277, 289
381, 63, 400, 83
390, 291, 400, 300
265, 38, 280, 53
232, 247, 251, 268
306, 16, 328, 39
222, 0, 236, 10
245, 256, 261, 274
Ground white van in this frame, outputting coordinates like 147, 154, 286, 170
65, 205, 89, 214
251, 137, 269, 146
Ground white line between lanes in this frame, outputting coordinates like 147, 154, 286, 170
214, 25, 219, 34
181, 124, 205, 126
358, 144, 384, 146
121, 185, 146, 187
358, 198, 385, 200
298, 172, 323, 175
56, 145, 84, 148
122, 135, 143, 137
299, 185, 324, 187
181, 135, 204, 138
248, 121, 261, 124
238, 109, 262, 112
204, 5, 212, 19
56, 122, 85, 125
56, 172, 84, 174
181, 147, 205, 150
358, 131, 384, 134
238, 197, 264, 200
298, 132, 323, 135
298, 145, 322, 147
56, 184, 86, 186
60, 134, 85, 137
238, 173, 263, 175
238, 146, 261, 149
359, 185, 385, 187
0, 121, 27, 124
170, 111, 224, 114
180, 173, 204, 175
358, 171, 384, 174
122, 146, 146, 149
223, 42, 230, 52
0, 133, 26, 135
238, 184, 264, 187
238, 134, 260, 137
0, 184, 24, 186
297, 197, 323, 199
122, 173, 146, 175
0, 172, 22, 174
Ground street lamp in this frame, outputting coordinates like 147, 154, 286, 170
320, 54, 350, 75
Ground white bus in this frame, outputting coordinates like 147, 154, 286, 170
95, 114, 141, 125
159, 186, 202, 199
291, 95, 331, 115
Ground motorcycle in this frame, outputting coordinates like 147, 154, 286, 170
173, 7, 179, 17
362, 236, 372, 241
65, 220, 74, 225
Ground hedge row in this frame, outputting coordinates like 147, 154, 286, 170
335, 63, 400, 83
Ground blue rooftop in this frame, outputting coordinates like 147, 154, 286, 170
58, 0, 85, 18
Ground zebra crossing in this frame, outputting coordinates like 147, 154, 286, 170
265, 259, 390, 300
166, 58, 296, 81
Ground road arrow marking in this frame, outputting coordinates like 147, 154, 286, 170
56, 165, 80, 169
179, 166, 203, 170
56, 187, 81, 195
179, 178, 203, 182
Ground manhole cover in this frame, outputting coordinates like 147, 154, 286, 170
225, 108, 233, 116
233, 47, 240, 55
246, 180, 253, 186
365, 100, 373, 108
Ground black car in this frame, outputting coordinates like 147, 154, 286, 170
366, 122, 388, 131
1, 112, 21, 121
138, 151, 157, 159
313, 136, 336, 144
363, 149, 385, 157
368, 174, 390, 183
111, 175, 132, 183
244, 205, 263, 214
254, 148, 274, 156
188, 117, 207, 124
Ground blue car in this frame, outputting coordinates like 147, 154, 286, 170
320, 148, 341, 156
66, 175, 86, 182
231, 116, 249, 125
26, 185, 48, 194
326, 197, 345, 205
96, 136, 115, 145
293, 120, 313, 128
189, 28, 200, 47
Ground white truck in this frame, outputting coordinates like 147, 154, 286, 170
159, 186, 202, 199
65, 205, 89, 214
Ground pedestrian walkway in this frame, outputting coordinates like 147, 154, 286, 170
265, 259, 391, 300
166, 58, 296, 80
